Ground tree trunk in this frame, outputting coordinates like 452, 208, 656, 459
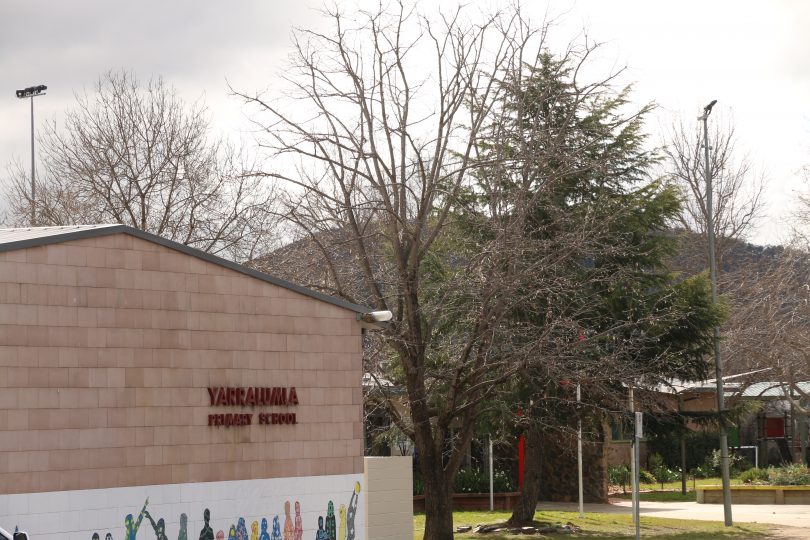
538, 422, 607, 503
507, 427, 542, 525
407, 359, 456, 540
420, 455, 454, 540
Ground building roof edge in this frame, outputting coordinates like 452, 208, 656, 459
0, 224, 372, 315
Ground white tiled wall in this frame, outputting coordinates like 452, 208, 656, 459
0, 473, 363, 540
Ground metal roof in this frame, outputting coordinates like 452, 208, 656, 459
661, 379, 810, 400
0, 224, 372, 315
0, 224, 120, 245
741, 381, 810, 399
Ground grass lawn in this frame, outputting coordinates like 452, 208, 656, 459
610, 477, 744, 502
413, 510, 770, 539
614, 477, 743, 493
614, 491, 696, 502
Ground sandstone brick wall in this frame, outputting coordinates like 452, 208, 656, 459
0, 232, 364, 494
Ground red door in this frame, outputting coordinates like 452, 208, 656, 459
765, 417, 785, 439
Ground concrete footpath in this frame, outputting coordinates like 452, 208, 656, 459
539, 499, 810, 530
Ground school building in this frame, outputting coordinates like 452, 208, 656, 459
0, 225, 412, 540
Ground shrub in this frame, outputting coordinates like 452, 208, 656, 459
416, 469, 517, 495
734, 457, 754, 473
610, 465, 659, 486
453, 468, 515, 493
699, 449, 748, 478
769, 464, 810, 486
646, 430, 720, 471
493, 470, 516, 492
413, 474, 424, 495
693, 464, 715, 479
608, 464, 631, 493
736, 464, 810, 486
639, 469, 656, 484
647, 452, 680, 485
648, 452, 679, 484
739, 467, 769, 485
653, 466, 680, 484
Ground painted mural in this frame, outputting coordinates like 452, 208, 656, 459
294, 502, 302, 540
200, 510, 214, 540
86, 483, 362, 540
270, 516, 281, 540
283, 502, 293, 540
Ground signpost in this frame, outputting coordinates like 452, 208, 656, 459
629, 388, 636, 525
489, 436, 494, 511
634, 411, 643, 540
577, 383, 584, 518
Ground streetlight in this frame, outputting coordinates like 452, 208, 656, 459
15, 84, 47, 226
699, 98, 732, 526
359, 310, 393, 323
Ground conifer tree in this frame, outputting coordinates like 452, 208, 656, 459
462, 50, 723, 523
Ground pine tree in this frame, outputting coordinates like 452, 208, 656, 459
461, 50, 723, 523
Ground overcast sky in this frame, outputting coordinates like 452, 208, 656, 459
2, 0, 808, 245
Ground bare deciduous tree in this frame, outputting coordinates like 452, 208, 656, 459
664, 117, 766, 266
795, 173, 810, 244
4, 70, 276, 261
236, 5, 554, 538
728, 235, 810, 461
239, 4, 720, 537
730, 161, 810, 374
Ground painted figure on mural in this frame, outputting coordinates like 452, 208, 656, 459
270, 516, 281, 540
92, 534, 100, 540
216, 532, 224, 540
283, 501, 293, 540
179, 513, 188, 540
315, 517, 327, 540
250, 520, 259, 540
228, 525, 236, 540
199, 509, 215, 540
236, 518, 248, 540
325, 502, 335, 540
338, 505, 346, 540
144, 510, 169, 540
346, 482, 360, 540
293, 502, 302, 540
107, 534, 113, 540
259, 518, 270, 540
125, 498, 149, 540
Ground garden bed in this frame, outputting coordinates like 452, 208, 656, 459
413, 492, 522, 512
697, 485, 810, 504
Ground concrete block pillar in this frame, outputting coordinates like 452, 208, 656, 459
363, 456, 413, 540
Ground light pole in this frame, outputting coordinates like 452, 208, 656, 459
15, 84, 47, 226
576, 382, 583, 518
699, 98, 732, 526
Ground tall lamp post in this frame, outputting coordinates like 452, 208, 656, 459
700, 98, 733, 526
15, 84, 47, 226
